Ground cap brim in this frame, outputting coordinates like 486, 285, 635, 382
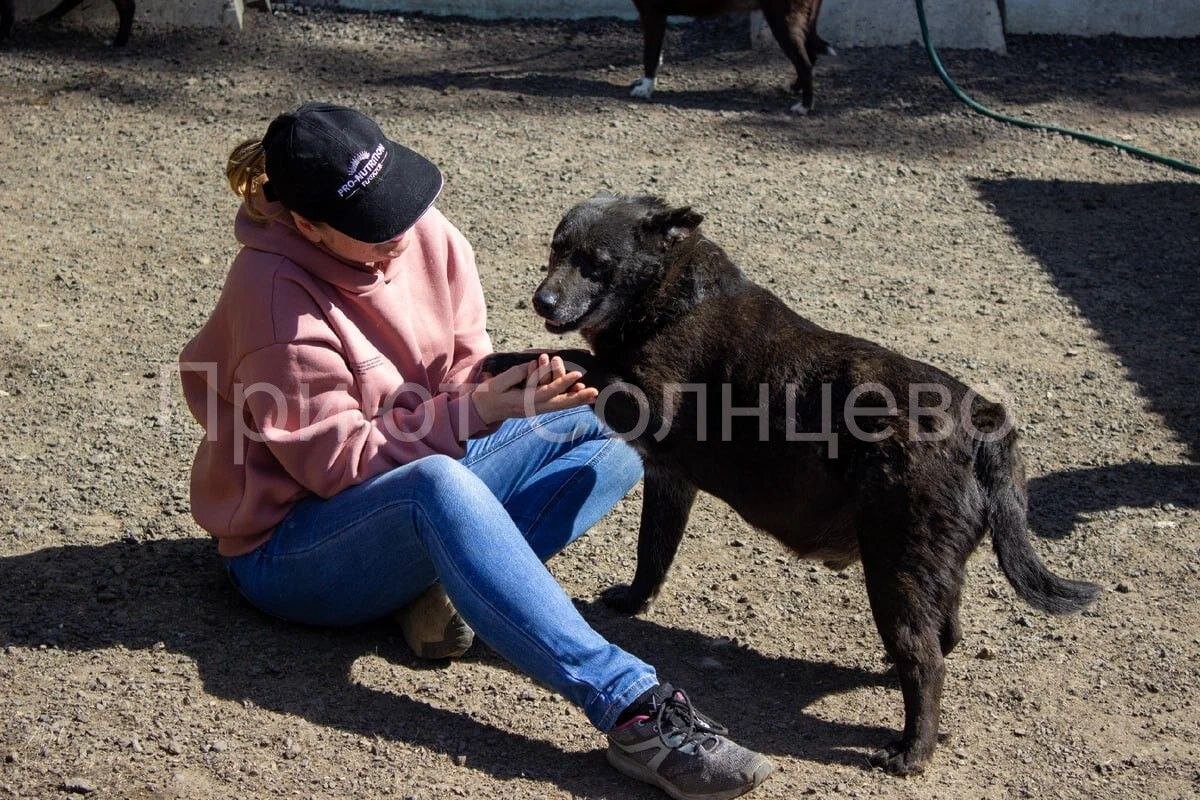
323, 141, 444, 244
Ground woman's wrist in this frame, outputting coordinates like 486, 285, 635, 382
470, 388, 502, 425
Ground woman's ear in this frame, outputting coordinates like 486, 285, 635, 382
291, 212, 322, 244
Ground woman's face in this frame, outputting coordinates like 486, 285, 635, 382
291, 212, 413, 268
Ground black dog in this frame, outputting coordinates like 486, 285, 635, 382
483, 193, 1100, 774
0, 0, 135, 46
629, 0, 832, 114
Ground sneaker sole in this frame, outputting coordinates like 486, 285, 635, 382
606, 745, 775, 800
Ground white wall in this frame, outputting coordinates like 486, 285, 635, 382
320, 0, 1008, 50
1006, 0, 1200, 37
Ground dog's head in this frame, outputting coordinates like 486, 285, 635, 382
532, 193, 704, 338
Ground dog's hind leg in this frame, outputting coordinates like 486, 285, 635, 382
759, 3, 816, 114
804, 0, 834, 57
939, 603, 963, 657
856, 505, 963, 775
0, 0, 13, 39
112, 0, 134, 46
631, 4, 667, 99
602, 465, 697, 615
861, 561, 945, 773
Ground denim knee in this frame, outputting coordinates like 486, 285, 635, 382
404, 453, 487, 516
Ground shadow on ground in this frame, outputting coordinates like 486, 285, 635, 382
0, 538, 891, 797
981, 179, 1200, 535
4, 13, 1199, 123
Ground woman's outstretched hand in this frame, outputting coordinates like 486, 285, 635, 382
471, 354, 599, 424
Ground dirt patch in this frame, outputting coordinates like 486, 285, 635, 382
1, 8, 1198, 799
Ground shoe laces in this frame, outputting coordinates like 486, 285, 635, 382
652, 688, 728, 752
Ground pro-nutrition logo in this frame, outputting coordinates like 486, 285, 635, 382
337, 143, 388, 199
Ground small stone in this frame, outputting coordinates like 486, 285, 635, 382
2, 751, 15, 764
62, 778, 97, 794
453, 754, 467, 767
514, 299, 527, 309
209, 740, 227, 753
1013, 728, 1028, 737
1115, 582, 1132, 593
162, 739, 183, 756
975, 647, 996, 660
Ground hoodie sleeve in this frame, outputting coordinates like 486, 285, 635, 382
439, 222, 494, 391
233, 340, 491, 499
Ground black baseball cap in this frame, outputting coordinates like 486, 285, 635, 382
260, 102, 443, 244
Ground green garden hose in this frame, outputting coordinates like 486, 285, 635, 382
913, 0, 1200, 176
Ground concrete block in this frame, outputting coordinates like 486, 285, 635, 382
754, 0, 1005, 52
1006, 0, 1200, 38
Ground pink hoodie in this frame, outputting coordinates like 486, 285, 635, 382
180, 204, 494, 556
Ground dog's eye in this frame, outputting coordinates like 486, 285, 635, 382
571, 252, 607, 279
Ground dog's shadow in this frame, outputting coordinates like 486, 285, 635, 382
0, 538, 891, 795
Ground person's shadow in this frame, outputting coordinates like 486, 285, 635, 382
0, 537, 890, 796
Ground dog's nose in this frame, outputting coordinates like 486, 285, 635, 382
532, 289, 558, 317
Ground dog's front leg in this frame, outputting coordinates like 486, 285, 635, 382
602, 465, 697, 615
631, 4, 666, 99
479, 349, 598, 380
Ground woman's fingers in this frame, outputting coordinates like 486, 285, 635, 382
490, 359, 538, 392
524, 353, 551, 390
533, 370, 585, 402
540, 386, 599, 411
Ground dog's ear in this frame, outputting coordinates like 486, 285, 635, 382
645, 206, 704, 245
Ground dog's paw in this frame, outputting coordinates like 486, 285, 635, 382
630, 77, 655, 100
601, 584, 652, 616
868, 741, 929, 776
479, 352, 529, 378
789, 99, 812, 116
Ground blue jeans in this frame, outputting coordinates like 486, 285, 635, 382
225, 407, 658, 731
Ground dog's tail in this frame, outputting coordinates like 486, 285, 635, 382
972, 401, 1100, 615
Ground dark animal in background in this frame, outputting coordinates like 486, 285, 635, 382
630, 0, 832, 113
483, 193, 1100, 774
0, 0, 135, 46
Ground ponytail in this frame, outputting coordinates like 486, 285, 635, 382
225, 138, 275, 224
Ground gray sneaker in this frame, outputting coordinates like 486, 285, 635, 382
606, 684, 774, 800
395, 584, 474, 660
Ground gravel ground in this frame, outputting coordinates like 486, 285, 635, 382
1, 7, 1198, 800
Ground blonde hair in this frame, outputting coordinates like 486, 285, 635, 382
226, 138, 278, 225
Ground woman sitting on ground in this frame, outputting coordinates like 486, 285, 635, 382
179, 103, 773, 800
